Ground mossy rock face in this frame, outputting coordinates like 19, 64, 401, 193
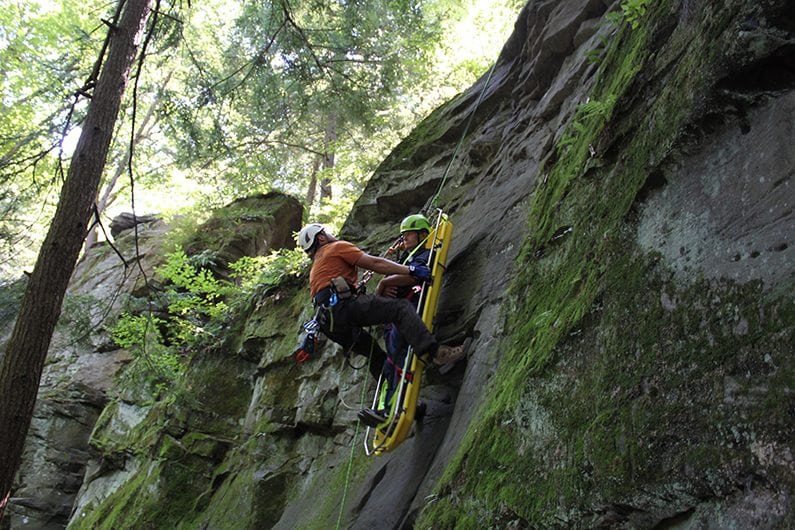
417, 0, 794, 527
181, 457, 294, 530
237, 284, 307, 365
429, 246, 793, 526
69, 456, 215, 530
184, 192, 302, 277
178, 353, 256, 434
56, 0, 794, 528
513, 250, 793, 526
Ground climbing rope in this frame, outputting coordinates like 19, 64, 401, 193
424, 59, 499, 215
334, 55, 501, 525
357, 234, 404, 291
335, 335, 376, 529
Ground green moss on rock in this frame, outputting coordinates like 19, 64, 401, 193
418, 0, 794, 527
69, 456, 212, 530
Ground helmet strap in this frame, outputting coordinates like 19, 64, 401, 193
401, 233, 430, 265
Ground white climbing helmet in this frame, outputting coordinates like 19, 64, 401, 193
298, 223, 326, 252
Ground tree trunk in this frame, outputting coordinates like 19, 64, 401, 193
305, 153, 322, 207
0, 0, 153, 516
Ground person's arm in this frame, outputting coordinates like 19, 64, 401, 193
356, 253, 410, 276
376, 273, 416, 296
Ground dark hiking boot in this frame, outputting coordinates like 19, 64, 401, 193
415, 401, 427, 422
357, 408, 388, 428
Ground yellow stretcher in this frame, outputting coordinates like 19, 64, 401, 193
364, 210, 453, 455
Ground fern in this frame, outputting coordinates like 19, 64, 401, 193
110, 313, 183, 391
555, 96, 617, 154
229, 248, 308, 291
621, 0, 651, 29
608, 0, 651, 29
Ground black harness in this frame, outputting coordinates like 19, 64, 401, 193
313, 286, 336, 308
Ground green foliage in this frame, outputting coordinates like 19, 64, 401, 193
165, 0, 447, 214
110, 313, 165, 350
585, 46, 605, 65
622, 0, 651, 29
1, 0, 521, 278
110, 313, 184, 393
607, 0, 651, 29
556, 96, 617, 154
0, 277, 25, 329
187, 249, 220, 270
112, 246, 305, 378
158, 248, 229, 324
160, 249, 222, 297
0, 0, 105, 280
229, 248, 308, 291
156, 0, 522, 220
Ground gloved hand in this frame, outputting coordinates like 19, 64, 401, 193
408, 264, 432, 283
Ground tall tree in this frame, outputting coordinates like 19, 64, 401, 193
0, 0, 518, 278
161, 0, 446, 216
0, 0, 154, 515
306, 111, 337, 206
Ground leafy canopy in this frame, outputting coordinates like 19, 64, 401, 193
0, 0, 523, 279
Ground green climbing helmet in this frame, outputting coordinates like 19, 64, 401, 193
400, 214, 431, 234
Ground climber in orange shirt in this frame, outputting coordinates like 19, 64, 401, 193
298, 223, 464, 384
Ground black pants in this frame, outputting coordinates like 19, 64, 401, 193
318, 294, 437, 381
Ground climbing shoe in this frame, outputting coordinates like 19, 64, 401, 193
437, 337, 472, 375
416, 340, 469, 369
357, 408, 388, 428
433, 343, 466, 366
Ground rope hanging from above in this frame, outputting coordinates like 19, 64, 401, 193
424, 58, 499, 216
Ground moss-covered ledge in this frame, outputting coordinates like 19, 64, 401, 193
416, 0, 794, 527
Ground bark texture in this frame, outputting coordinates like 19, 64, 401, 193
0, 0, 153, 514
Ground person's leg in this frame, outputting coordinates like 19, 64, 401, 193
383, 324, 410, 406
347, 294, 437, 357
322, 303, 386, 381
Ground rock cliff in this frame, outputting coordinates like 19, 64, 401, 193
4, 0, 793, 528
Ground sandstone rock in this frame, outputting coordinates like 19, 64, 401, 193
108, 212, 159, 238
9, 0, 794, 528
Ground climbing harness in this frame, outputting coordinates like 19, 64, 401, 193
293, 274, 361, 364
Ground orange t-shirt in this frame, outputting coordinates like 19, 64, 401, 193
309, 240, 364, 297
